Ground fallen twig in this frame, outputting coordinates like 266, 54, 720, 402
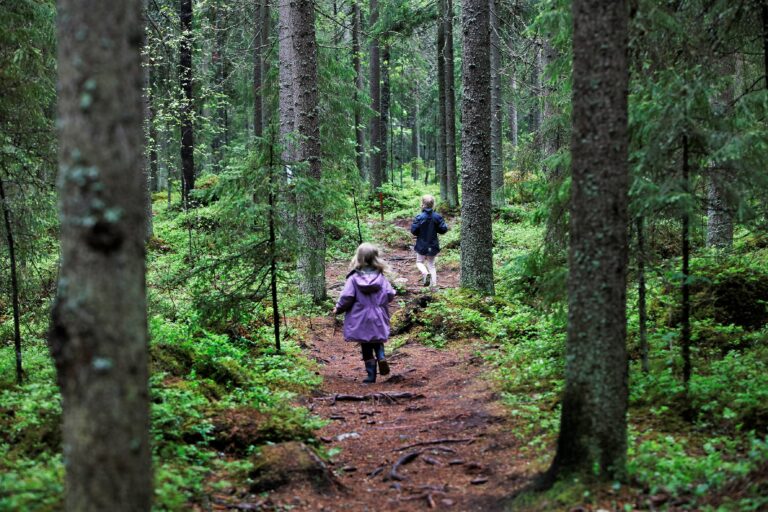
367, 465, 385, 478
394, 438, 475, 451
388, 450, 421, 481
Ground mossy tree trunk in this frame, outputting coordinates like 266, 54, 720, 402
51, 0, 152, 508
546, 0, 629, 482
459, 0, 494, 295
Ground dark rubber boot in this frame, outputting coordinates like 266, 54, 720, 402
363, 359, 377, 383
376, 345, 390, 376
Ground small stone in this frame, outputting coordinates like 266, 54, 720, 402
441, 499, 454, 507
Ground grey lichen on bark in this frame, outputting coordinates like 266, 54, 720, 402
52, 0, 153, 509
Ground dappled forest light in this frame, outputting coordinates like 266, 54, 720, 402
1, 0, 768, 510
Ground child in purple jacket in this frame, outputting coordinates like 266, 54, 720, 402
332, 243, 396, 383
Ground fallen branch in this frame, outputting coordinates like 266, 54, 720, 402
394, 438, 475, 452
325, 392, 425, 405
389, 450, 421, 481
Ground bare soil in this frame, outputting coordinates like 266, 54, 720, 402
259, 225, 535, 511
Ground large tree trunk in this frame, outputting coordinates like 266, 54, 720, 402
381, 45, 391, 183
763, 0, 768, 90
443, 0, 458, 208
143, 46, 155, 241
253, 0, 264, 138
352, 1, 365, 178
508, 52, 518, 147
51, 0, 152, 508
368, 0, 382, 189
706, 63, 734, 249
212, 7, 228, 169
437, 15, 447, 201
179, 0, 195, 205
290, 0, 326, 302
278, 0, 295, 164
546, 0, 629, 482
531, 44, 543, 142
489, 0, 503, 207
542, 41, 560, 162
459, 0, 494, 294
410, 85, 420, 179
706, 168, 734, 248
261, 0, 272, 129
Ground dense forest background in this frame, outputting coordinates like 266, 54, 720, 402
1, 0, 768, 510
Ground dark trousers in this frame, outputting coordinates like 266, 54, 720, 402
360, 342, 383, 361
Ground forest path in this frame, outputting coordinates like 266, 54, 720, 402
267, 219, 533, 511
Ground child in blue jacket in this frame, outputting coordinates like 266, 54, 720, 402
410, 195, 448, 288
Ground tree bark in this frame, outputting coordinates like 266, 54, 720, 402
546, 0, 629, 482
437, 14, 447, 201
508, 59, 518, 146
352, 1, 365, 178
381, 44, 391, 183
489, 0, 503, 207
682, 135, 692, 393
763, 0, 768, 90
443, 0, 458, 208
706, 62, 734, 249
261, 0, 272, 129
290, 0, 326, 302
0, 179, 23, 385
254, 0, 264, 138
212, 7, 228, 169
542, 41, 559, 162
637, 216, 649, 374
278, 0, 295, 164
531, 44, 543, 142
369, 0, 382, 190
143, 45, 154, 242
410, 86, 420, 179
459, 0, 494, 294
179, 0, 195, 205
51, 0, 152, 508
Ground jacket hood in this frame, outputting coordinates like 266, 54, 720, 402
352, 270, 384, 294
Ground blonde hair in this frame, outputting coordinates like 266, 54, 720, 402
421, 194, 435, 209
349, 243, 389, 273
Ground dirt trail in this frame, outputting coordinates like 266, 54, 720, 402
266, 221, 534, 511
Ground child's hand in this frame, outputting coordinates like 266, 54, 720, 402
331, 307, 338, 316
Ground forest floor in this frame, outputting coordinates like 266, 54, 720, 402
249, 219, 536, 511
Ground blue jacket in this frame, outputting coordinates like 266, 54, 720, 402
410, 209, 448, 256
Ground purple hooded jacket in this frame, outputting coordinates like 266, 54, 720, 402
335, 268, 396, 343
